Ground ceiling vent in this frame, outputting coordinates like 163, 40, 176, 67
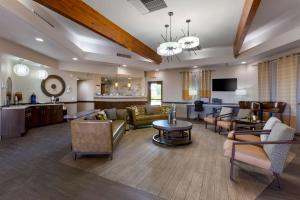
117, 53, 132, 59
128, 0, 167, 14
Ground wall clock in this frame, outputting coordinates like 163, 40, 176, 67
41, 75, 66, 97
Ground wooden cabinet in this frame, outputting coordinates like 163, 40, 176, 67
1, 104, 64, 139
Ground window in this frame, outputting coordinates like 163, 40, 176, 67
148, 81, 162, 105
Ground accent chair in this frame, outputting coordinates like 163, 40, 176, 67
204, 107, 233, 132
223, 122, 298, 188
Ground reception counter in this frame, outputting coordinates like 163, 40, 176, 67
94, 96, 148, 109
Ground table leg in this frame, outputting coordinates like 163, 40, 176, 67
189, 129, 191, 141
158, 129, 161, 137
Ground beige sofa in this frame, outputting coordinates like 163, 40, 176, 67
70, 109, 127, 160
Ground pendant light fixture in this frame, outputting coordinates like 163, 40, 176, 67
13, 63, 30, 76
178, 19, 200, 49
157, 12, 182, 57
37, 69, 48, 80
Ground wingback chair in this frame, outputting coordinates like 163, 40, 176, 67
217, 108, 252, 134
204, 107, 232, 132
223, 122, 298, 188
227, 117, 281, 143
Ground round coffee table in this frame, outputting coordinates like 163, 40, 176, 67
152, 120, 193, 146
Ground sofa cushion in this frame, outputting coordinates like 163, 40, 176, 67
263, 123, 295, 173
217, 120, 232, 129
104, 108, 117, 120
224, 139, 271, 170
95, 110, 107, 120
145, 105, 161, 115
112, 120, 125, 139
237, 109, 251, 119
204, 116, 216, 124
261, 117, 281, 141
84, 115, 97, 120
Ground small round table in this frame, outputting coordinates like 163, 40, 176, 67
152, 120, 193, 146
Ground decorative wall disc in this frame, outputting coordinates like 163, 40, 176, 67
41, 75, 66, 97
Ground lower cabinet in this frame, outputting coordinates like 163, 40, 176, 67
1, 104, 64, 139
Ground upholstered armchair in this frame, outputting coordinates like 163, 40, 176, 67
224, 122, 298, 188
217, 108, 252, 134
204, 107, 233, 132
227, 116, 281, 142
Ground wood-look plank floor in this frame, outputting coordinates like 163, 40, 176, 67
61, 123, 300, 200
1, 122, 299, 200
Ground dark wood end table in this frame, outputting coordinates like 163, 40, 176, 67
152, 120, 193, 146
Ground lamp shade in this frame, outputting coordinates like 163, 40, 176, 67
178, 36, 200, 49
157, 42, 182, 56
13, 64, 29, 76
37, 70, 48, 80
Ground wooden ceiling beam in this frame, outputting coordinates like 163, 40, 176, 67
33, 0, 162, 64
233, 0, 261, 58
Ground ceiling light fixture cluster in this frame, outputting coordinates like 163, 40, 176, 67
157, 12, 200, 59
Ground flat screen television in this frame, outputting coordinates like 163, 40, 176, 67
212, 78, 237, 91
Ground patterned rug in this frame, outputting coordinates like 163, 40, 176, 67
61, 124, 295, 200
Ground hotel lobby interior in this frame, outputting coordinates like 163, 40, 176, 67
1, 0, 300, 199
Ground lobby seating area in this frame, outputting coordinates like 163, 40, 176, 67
1, 0, 300, 200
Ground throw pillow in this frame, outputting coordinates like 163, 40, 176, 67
161, 105, 171, 114
104, 108, 117, 120
145, 105, 161, 115
95, 110, 107, 120
132, 106, 146, 116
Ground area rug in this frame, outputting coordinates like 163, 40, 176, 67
61, 124, 295, 200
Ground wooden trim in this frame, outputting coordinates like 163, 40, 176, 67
233, 0, 261, 57
33, 0, 162, 64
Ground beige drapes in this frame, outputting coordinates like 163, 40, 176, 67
182, 72, 193, 100
277, 55, 298, 128
200, 70, 211, 98
258, 62, 271, 101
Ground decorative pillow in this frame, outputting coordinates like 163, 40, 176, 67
261, 117, 281, 141
131, 106, 146, 116
237, 109, 251, 119
104, 108, 117, 120
161, 105, 171, 114
95, 110, 107, 120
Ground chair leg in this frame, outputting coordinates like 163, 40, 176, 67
205, 122, 207, 129
73, 152, 77, 161
230, 158, 234, 181
218, 126, 222, 134
273, 172, 282, 189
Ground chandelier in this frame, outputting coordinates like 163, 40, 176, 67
157, 12, 182, 57
157, 12, 201, 59
178, 19, 200, 49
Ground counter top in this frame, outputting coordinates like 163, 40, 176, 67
1, 103, 64, 110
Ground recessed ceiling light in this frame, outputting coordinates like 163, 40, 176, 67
72, 57, 78, 61
193, 65, 198, 68
241, 61, 247, 64
122, 64, 127, 67
35, 37, 44, 42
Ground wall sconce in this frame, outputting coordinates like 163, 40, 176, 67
127, 82, 132, 88
114, 82, 119, 88
37, 70, 48, 80
66, 86, 71, 93
13, 63, 30, 76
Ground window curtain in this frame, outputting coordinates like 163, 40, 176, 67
182, 72, 193, 100
200, 70, 211, 98
277, 55, 298, 128
258, 62, 271, 101
182, 71, 201, 100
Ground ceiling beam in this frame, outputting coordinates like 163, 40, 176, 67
33, 0, 162, 64
233, 0, 261, 58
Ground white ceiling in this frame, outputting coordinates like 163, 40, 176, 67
1, 0, 300, 71
83, 0, 244, 50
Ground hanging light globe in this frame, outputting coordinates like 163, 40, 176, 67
13, 64, 30, 76
37, 70, 48, 80
178, 36, 200, 49
157, 42, 182, 56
